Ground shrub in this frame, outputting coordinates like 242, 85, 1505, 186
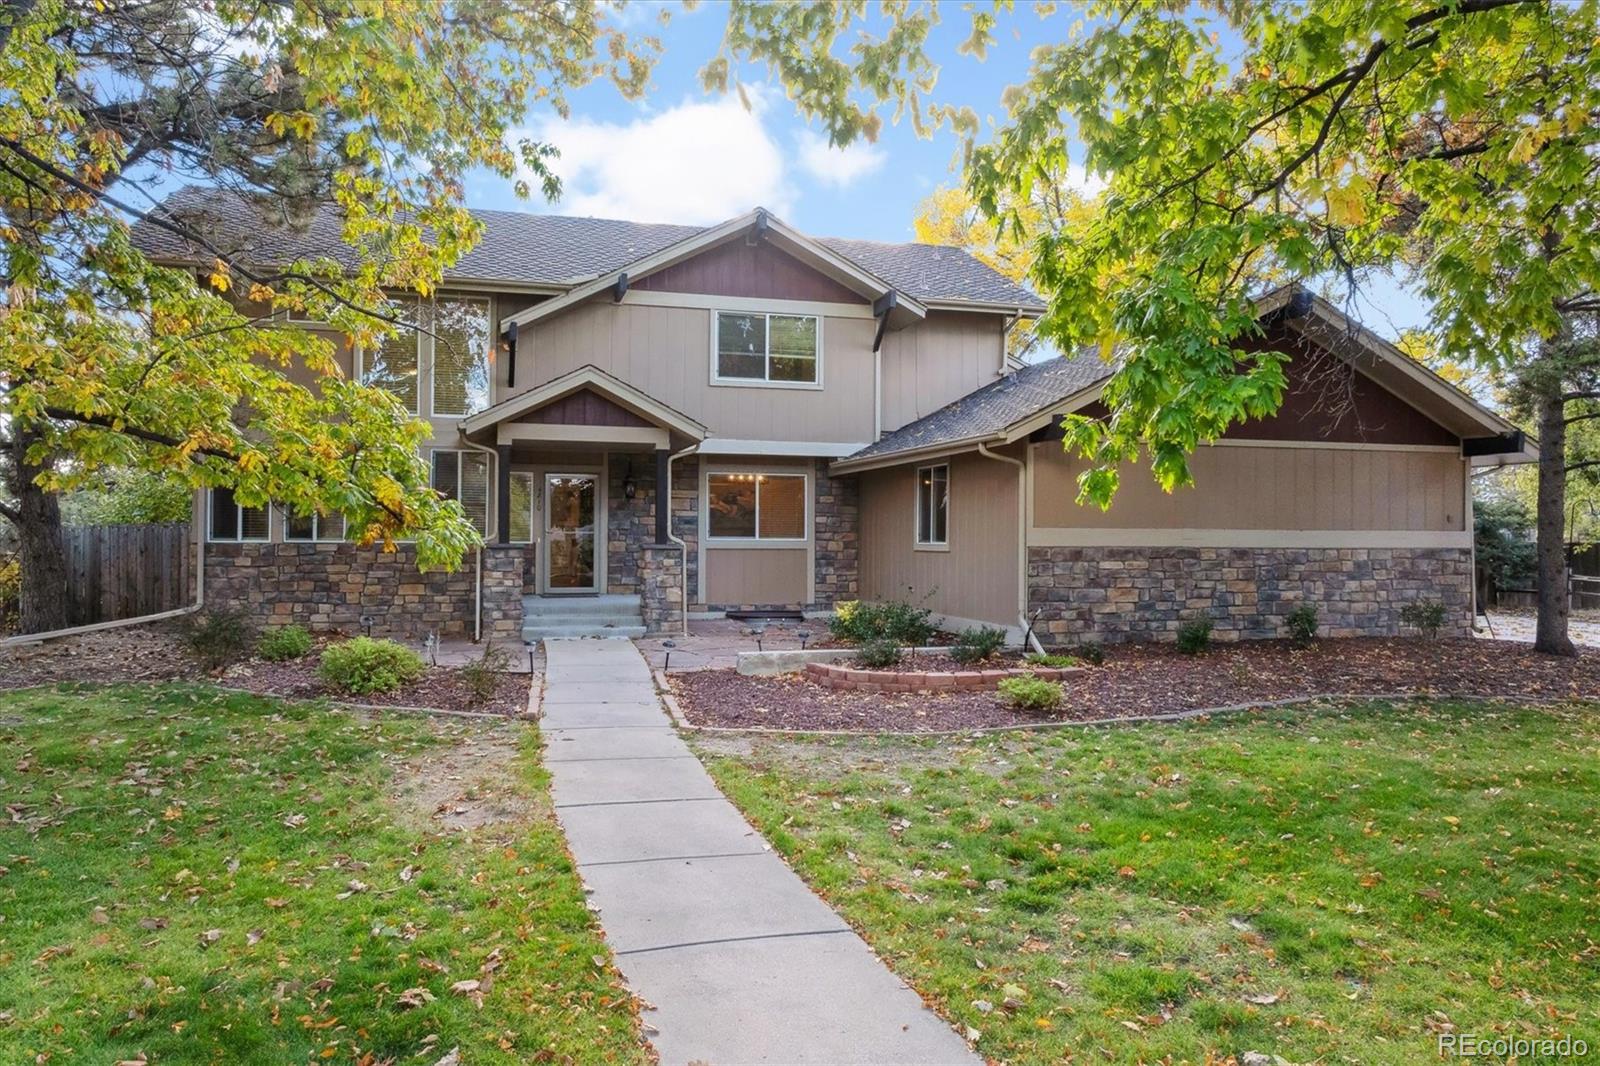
1026, 651, 1081, 669
257, 624, 312, 662
1176, 619, 1213, 655
317, 637, 425, 695
1285, 604, 1319, 647
998, 673, 1063, 712
1077, 642, 1106, 666
854, 638, 903, 669
1400, 601, 1448, 638
180, 608, 254, 670
828, 598, 934, 646
950, 626, 1008, 665
458, 643, 512, 706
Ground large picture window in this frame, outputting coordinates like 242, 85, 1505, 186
714, 312, 820, 386
361, 298, 420, 413
431, 449, 490, 537
431, 297, 492, 417
916, 463, 949, 547
209, 487, 270, 542
706, 472, 807, 541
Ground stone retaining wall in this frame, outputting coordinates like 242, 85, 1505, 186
805, 660, 1080, 693
203, 542, 523, 642
1027, 545, 1473, 645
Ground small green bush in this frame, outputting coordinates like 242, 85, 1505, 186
1285, 604, 1319, 647
257, 624, 313, 662
828, 598, 935, 646
950, 626, 1008, 665
458, 643, 512, 706
1176, 619, 1213, 655
317, 637, 425, 695
855, 638, 903, 669
1026, 651, 1081, 669
997, 673, 1063, 712
180, 608, 254, 670
1078, 642, 1106, 666
1400, 600, 1448, 638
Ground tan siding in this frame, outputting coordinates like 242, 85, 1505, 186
858, 451, 1020, 627
879, 311, 1006, 434
1030, 444, 1467, 532
704, 548, 809, 605
515, 300, 877, 442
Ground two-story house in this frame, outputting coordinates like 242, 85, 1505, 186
136, 187, 1530, 646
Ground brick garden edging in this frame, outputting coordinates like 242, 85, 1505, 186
804, 660, 1082, 693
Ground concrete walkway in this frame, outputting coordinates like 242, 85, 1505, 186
539, 638, 977, 1066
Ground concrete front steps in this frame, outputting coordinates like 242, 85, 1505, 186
522, 593, 646, 642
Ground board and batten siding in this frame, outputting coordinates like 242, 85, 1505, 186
857, 450, 1021, 628
878, 311, 1007, 435
1029, 442, 1469, 540
515, 299, 878, 443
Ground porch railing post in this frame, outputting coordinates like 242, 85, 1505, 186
495, 444, 512, 545
654, 446, 670, 545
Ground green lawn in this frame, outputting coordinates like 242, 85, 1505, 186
694, 701, 1600, 1065
0, 683, 645, 1065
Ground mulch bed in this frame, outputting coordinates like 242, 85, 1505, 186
0, 623, 528, 716
669, 637, 1600, 733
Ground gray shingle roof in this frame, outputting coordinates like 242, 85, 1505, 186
841, 352, 1111, 465
133, 186, 1043, 309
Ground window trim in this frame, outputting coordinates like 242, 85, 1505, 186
428, 294, 494, 419
207, 487, 271, 543
703, 467, 812, 546
709, 310, 824, 391
429, 447, 491, 539
280, 506, 346, 543
914, 462, 950, 551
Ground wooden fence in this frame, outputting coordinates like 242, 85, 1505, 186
62, 523, 192, 626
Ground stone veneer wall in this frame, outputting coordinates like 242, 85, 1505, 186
810, 460, 859, 609
1027, 546, 1473, 645
204, 542, 523, 642
638, 544, 684, 634
606, 450, 656, 596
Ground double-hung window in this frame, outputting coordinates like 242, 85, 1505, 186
209, 487, 270, 542
431, 449, 490, 537
915, 463, 949, 547
714, 312, 820, 386
706, 472, 808, 541
361, 298, 421, 414
430, 296, 492, 417
283, 508, 346, 542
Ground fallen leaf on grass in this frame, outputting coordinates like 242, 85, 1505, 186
394, 988, 435, 1010
198, 928, 222, 947
449, 979, 480, 995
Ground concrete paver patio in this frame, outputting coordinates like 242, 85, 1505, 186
539, 637, 977, 1065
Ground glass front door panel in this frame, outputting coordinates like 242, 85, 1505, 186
544, 474, 597, 591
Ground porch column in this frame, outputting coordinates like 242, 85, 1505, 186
654, 446, 671, 545
495, 444, 512, 545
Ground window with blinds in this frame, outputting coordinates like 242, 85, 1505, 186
431, 449, 489, 537
706, 472, 807, 541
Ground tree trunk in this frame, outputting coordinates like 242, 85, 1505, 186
5, 432, 69, 634
1534, 377, 1575, 656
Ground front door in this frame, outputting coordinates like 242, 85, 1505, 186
542, 473, 598, 593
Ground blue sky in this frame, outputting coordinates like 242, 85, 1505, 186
464, 3, 1431, 338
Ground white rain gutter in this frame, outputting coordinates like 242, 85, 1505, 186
664, 442, 700, 637
976, 442, 1044, 654
458, 436, 501, 643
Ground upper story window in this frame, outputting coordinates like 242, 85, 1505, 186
713, 311, 820, 387
431, 296, 492, 417
283, 508, 346, 543
209, 487, 270, 542
915, 463, 949, 547
431, 448, 489, 537
706, 471, 808, 541
362, 299, 421, 414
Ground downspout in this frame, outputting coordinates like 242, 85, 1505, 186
459, 435, 501, 643
976, 441, 1044, 654
665, 442, 700, 637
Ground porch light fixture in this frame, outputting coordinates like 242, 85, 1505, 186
623, 461, 637, 500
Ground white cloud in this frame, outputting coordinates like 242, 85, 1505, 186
519, 91, 792, 225
794, 129, 886, 188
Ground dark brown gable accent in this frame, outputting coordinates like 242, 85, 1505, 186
1224, 324, 1458, 446
632, 239, 868, 303
511, 388, 652, 428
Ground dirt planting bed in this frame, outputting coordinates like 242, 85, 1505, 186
670, 637, 1600, 732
